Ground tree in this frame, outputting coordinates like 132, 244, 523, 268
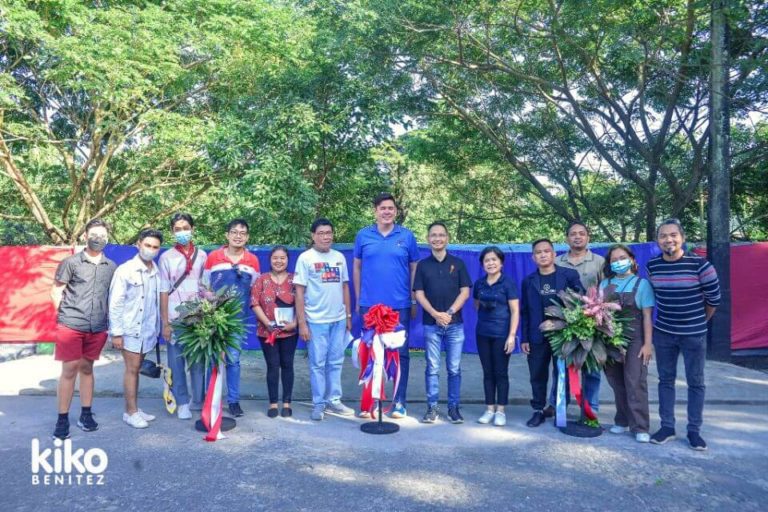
0, 0, 309, 243
357, 0, 768, 240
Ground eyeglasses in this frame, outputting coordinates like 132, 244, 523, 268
428, 233, 448, 239
228, 230, 248, 238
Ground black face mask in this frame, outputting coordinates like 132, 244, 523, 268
87, 237, 107, 252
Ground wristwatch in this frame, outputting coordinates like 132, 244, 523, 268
447, 307, 455, 315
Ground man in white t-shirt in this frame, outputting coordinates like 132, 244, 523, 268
294, 218, 353, 421
159, 213, 208, 420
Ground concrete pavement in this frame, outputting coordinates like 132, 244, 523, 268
0, 396, 766, 512
2, 348, 767, 407
1, 349, 767, 511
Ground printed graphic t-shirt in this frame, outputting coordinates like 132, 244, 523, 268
293, 248, 349, 324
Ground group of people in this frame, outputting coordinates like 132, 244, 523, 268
50, 193, 721, 452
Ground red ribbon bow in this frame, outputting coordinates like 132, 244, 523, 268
363, 304, 400, 334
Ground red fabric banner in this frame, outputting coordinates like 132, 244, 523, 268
729, 243, 768, 350
0, 246, 73, 343
0, 243, 766, 350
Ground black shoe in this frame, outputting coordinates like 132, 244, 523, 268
447, 406, 464, 424
281, 407, 292, 418
687, 432, 708, 451
53, 418, 70, 440
543, 405, 555, 418
228, 402, 244, 417
526, 411, 545, 428
650, 427, 676, 445
267, 408, 279, 418
77, 411, 99, 432
422, 405, 439, 424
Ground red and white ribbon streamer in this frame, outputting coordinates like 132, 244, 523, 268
201, 362, 225, 442
567, 364, 598, 421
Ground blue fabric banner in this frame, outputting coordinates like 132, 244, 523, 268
105, 242, 660, 353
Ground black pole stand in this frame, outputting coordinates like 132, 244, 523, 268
558, 368, 602, 438
360, 399, 399, 434
195, 416, 236, 433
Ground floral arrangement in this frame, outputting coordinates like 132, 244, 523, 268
173, 288, 247, 366
540, 287, 629, 374
172, 287, 249, 442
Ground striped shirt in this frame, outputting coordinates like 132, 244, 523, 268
646, 254, 721, 336
202, 247, 260, 319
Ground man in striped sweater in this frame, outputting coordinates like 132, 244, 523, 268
646, 218, 721, 451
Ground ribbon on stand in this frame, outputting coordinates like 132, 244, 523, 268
200, 361, 226, 442
567, 364, 597, 422
354, 304, 406, 416
555, 358, 567, 427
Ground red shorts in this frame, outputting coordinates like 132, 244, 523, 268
54, 324, 108, 362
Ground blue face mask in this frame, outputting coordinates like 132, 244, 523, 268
610, 259, 632, 275
174, 230, 192, 245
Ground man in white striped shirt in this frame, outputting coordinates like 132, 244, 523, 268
646, 218, 721, 451
159, 213, 208, 420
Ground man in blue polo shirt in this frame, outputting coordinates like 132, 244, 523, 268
353, 192, 420, 418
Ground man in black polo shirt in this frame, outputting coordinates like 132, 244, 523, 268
413, 222, 471, 424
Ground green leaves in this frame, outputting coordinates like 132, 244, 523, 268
174, 288, 249, 366
541, 287, 628, 372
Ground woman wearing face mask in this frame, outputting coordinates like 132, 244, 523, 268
252, 246, 297, 418
473, 246, 520, 427
599, 244, 655, 443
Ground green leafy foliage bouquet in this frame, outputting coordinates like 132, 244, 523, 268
540, 287, 629, 373
173, 288, 247, 365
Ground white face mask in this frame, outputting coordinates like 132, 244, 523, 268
139, 248, 159, 262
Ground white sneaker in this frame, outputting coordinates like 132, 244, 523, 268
493, 412, 507, 427
123, 412, 149, 429
177, 403, 192, 420
609, 425, 629, 434
636, 432, 651, 443
326, 401, 355, 416
477, 410, 495, 424
137, 409, 156, 422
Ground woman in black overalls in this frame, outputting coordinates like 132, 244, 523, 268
600, 245, 655, 443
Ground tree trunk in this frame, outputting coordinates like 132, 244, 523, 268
707, 0, 732, 361
644, 194, 657, 242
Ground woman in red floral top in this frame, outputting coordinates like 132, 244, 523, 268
251, 246, 297, 418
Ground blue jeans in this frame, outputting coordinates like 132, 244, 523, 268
654, 329, 706, 433
549, 365, 601, 412
225, 334, 246, 405
423, 323, 465, 408
307, 318, 347, 407
360, 306, 412, 407
167, 336, 205, 408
